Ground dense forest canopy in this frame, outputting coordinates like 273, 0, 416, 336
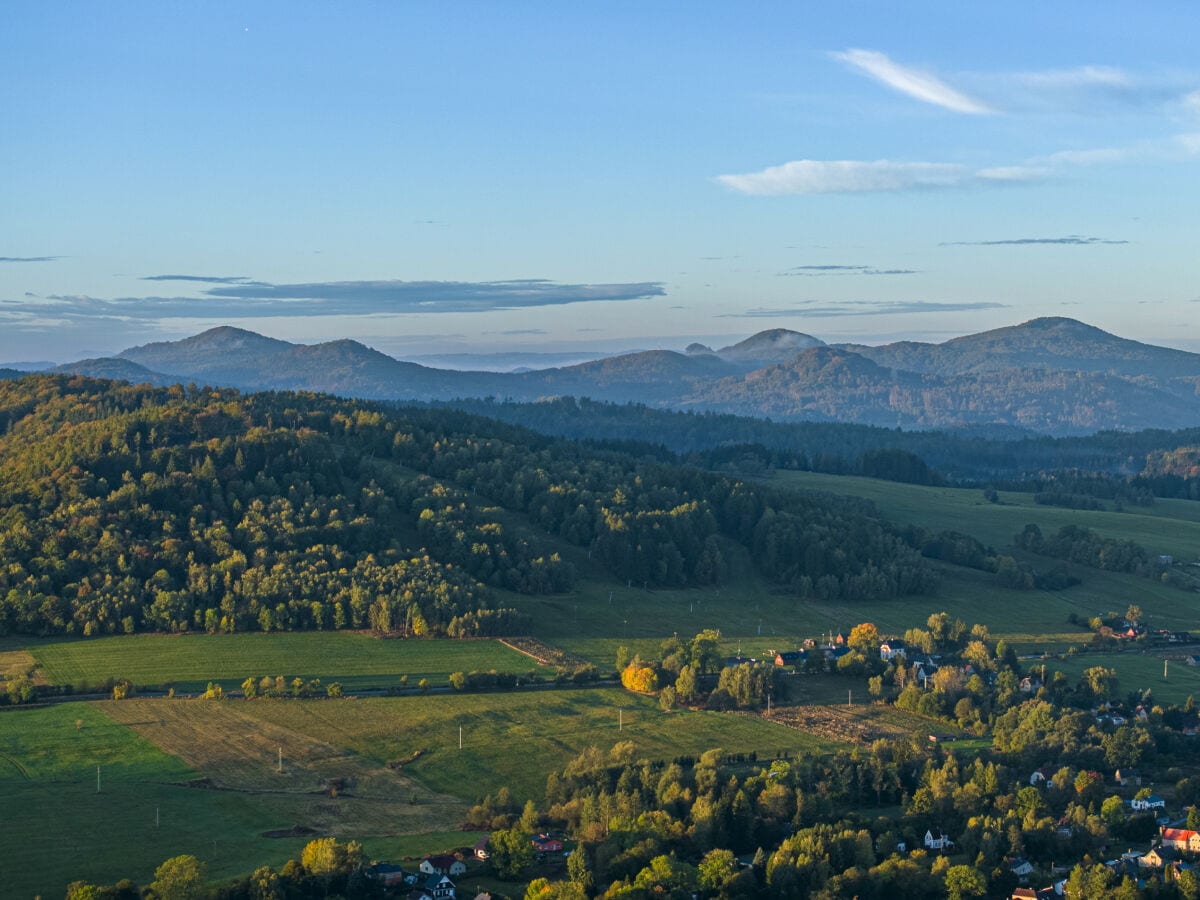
437, 396, 1200, 496
0, 376, 936, 637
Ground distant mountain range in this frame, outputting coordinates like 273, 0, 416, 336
48, 317, 1200, 436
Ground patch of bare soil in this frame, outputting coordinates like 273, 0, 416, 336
768, 704, 914, 745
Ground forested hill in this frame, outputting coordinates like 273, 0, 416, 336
437, 395, 1200, 491
0, 376, 936, 637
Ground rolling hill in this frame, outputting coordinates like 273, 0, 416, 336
35, 317, 1200, 436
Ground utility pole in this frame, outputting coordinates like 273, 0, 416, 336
847, 689, 852, 708
619, 708, 623, 732
459, 725, 463, 750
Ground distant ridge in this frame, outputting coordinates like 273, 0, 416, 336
716, 328, 825, 364
52, 358, 175, 386
838, 316, 1200, 378
49, 317, 1200, 436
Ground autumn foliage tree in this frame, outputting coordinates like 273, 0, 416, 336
621, 659, 660, 694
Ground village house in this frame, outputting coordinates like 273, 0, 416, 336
416, 873, 457, 900
532, 834, 564, 854
1131, 793, 1166, 811
1008, 890, 1059, 900
1019, 675, 1043, 694
879, 639, 907, 661
420, 854, 467, 877
773, 650, 804, 667
473, 836, 490, 860
1141, 846, 1180, 869
1009, 857, 1035, 879
1114, 768, 1142, 788
1160, 826, 1200, 853
924, 830, 954, 851
367, 863, 410, 889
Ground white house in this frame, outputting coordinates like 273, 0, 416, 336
417, 873, 457, 900
420, 855, 467, 877
924, 830, 954, 851
1131, 794, 1166, 811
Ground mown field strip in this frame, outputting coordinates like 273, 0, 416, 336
30, 632, 548, 690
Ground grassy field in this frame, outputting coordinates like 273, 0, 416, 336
1035, 649, 1200, 706
221, 687, 836, 801
543, 559, 1200, 664
28, 632, 549, 692
0, 684, 837, 897
774, 471, 1200, 562
0, 702, 326, 899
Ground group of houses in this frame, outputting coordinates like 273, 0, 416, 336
1004, 770, 1200, 898
367, 853, 476, 900
366, 833, 572, 898
768, 632, 943, 678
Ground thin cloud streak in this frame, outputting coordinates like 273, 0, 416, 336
720, 301, 1007, 318
717, 159, 1042, 195
779, 265, 919, 276
941, 236, 1129, 246
2, 279, 667, 321
0, 256, 61, 263
831, 48, 994, 114
202, 279, 667, 313
142, 274, 264, 285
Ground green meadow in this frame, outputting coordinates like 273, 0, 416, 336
29, 632, 548, 692
1037, 650, 1200, 707
232, 687, 835, 801
0, 703, 316, 899
774, 470, 1200, 563
0, 686, 833, 897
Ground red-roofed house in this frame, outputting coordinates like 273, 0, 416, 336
1160, 828, 1200, 852
532, 834, 563, 854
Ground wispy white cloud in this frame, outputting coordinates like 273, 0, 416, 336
976, 165, 1051, 181
719, 300, 1007, 318
1014, 65, 1131, 91
831, 48, 994, 114
0, 279, 668, 321
716, 159, 1042, 196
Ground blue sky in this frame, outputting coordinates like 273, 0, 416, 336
3, 2, 1199, 362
